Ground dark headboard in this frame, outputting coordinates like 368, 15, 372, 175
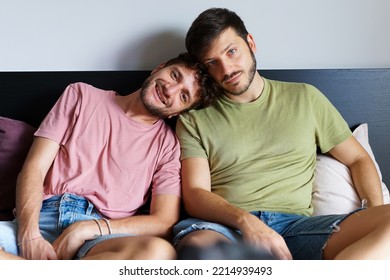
1, 69, 389, 186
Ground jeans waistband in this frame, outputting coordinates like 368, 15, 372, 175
42, 193, 96, 215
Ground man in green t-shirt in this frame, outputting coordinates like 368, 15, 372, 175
173, 8, 390, 260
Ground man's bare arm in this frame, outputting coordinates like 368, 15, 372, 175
180, 157, 292, 259
16, 137, 60, 259
328, 135, 383, 207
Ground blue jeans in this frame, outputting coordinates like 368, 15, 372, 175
0, 193, 131, 259
173, 209, 363, 260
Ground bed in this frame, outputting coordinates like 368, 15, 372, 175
1, 68, 389, 221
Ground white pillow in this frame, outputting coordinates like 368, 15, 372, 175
312, 123, 389, 216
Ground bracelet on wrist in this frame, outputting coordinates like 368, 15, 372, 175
102, 218, 112, 235
17, 236, 42, 246
93, 218, 103, 236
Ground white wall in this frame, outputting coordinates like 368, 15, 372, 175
1, 0, 389, 71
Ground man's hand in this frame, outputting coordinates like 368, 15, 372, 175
19, 237, 58, 260
53, 220, 100, 260
239, 213, 292, 260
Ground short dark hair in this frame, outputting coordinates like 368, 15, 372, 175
164, 52, 222, 109
186, 8, 249, 60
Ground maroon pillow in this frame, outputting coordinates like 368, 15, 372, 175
0, 117, 35, 220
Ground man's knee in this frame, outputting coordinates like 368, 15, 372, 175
139, 236, 176, 259
178, 229, 231, 248
85, 236, 176, 260
176, 230, 232, 259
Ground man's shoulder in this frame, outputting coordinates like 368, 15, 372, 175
265, 78, 319, 93
66, 82, 109, 93
178, 104, 219, 122
63, 82, 115, 101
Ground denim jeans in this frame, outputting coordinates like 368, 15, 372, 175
173, 209, 363, 260
0, 193, 131, 259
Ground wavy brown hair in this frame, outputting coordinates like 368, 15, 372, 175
164, 52, 222, 109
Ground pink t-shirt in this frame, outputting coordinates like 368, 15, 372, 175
35, 82, 181, 219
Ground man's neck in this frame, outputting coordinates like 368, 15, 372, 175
115, 90, 160, 125
225, 73, 264, 103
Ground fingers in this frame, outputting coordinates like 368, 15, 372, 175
53, 231, 84, 260
270, 244, 292, 260
245, 230, 293, 260
20, 239, 58, 260
257, 239, 292, 260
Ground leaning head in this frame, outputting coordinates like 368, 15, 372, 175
185, 8, 249, 61
140, 52, 222, 119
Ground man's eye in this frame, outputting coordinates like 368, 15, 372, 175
171, 71, 178, 80
181, 92, 188, 103
228, 49, 237, 55
206, 61, 216, 68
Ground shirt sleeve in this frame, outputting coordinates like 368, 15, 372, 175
34, 83, 82, 145
150, 130, 182, 198
176, 112, 208, 160
309, 84, 352, 153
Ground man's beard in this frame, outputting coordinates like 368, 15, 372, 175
140, 77, 168, 119
222, 51, 257, 96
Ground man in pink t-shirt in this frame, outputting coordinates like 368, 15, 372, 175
0, 53, 220, 260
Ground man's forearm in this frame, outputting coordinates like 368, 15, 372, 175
349, 155, 384, 207
105, 195, 181, 239
183, 187, 250, 231
15, 169, 44, 240
15, 137, 59, 241
108, 215, 176, 239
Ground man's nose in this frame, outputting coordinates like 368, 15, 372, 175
216, 62, 233, 80
219, 60, 233, 77
164, 83, 181, 96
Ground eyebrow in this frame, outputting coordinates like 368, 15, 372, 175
204, 43, 235, 62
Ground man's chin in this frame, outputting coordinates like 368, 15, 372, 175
145, 106, 168, 119
224, 87, 247, 96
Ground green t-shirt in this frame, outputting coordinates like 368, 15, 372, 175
176, 78, 352, 216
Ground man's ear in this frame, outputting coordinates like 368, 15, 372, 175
247, 33, 257, 53
151, 63, 166, 75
